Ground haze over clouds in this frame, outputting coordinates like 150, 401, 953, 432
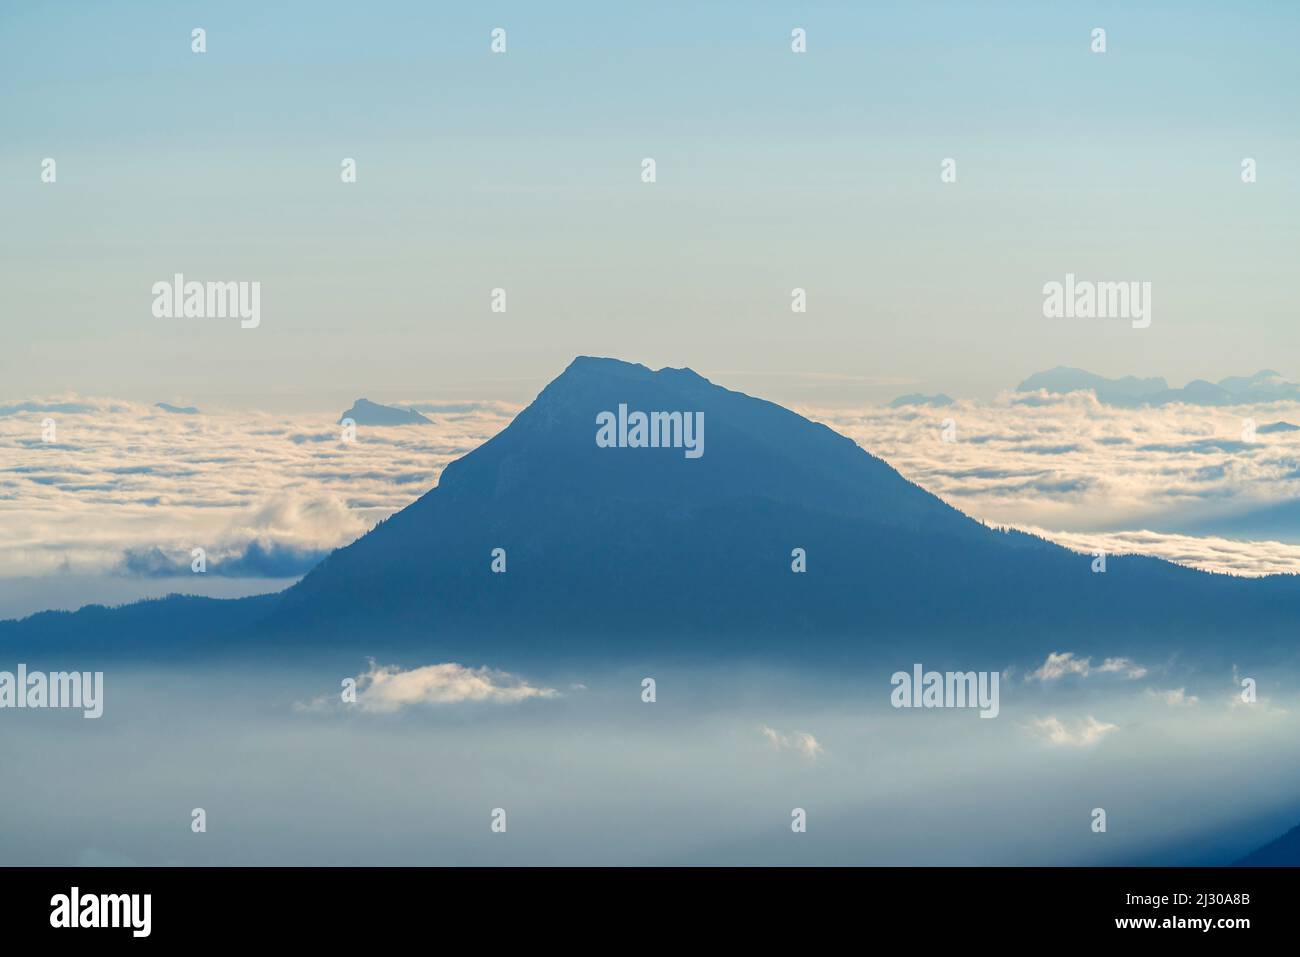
8, 663, 1293, 865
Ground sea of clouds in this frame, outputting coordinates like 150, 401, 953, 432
806, 389, 1300, 576
0, 396, 516, 617
1, 658, 1295, 865
5, 387, 1300, 620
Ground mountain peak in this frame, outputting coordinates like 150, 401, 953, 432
339, 398, 432, 426
563, 355, 646, 374
553, 356, 710, 388
270, 356, 995, 650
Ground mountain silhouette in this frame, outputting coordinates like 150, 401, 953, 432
1018, 366, 1300, 407
1017, 367, 1169, 406
889, 393, 953, 408
154, 402, 200, 415
339, 398, 432, 426
7, 357, 1300, 666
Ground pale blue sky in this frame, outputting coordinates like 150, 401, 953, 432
2, 0, 1297, 409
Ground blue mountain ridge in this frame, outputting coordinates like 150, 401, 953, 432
5, 357, 1300, 668
1017, 366, 1300, 407
339, 398, 433, 426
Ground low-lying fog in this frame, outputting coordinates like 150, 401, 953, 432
2, 658, 1297, 865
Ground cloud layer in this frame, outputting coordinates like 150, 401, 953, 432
6, 387, 1300, 587
0, 395, 516, 580
804, 390, 1300, 575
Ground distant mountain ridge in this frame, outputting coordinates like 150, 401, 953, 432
1017, 367, 1300, 407
339, 398, 432, 426
890, 393, 953, 408
6, 357, 1300, 667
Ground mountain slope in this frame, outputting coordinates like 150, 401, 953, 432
1235, 822, 1300, 866
258, 357, 1300, 664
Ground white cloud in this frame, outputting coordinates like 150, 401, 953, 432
1027, 652, 1091, 681
1027, 652, 1147, 682
759, 724, 825, 759
1018, 526, 1300, 579
1096, 657, 1148, 680
1147, 687, 1198, 707
350, 661, 558, 712
1029, 714, 1119, 747
294, 661, 559, 713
